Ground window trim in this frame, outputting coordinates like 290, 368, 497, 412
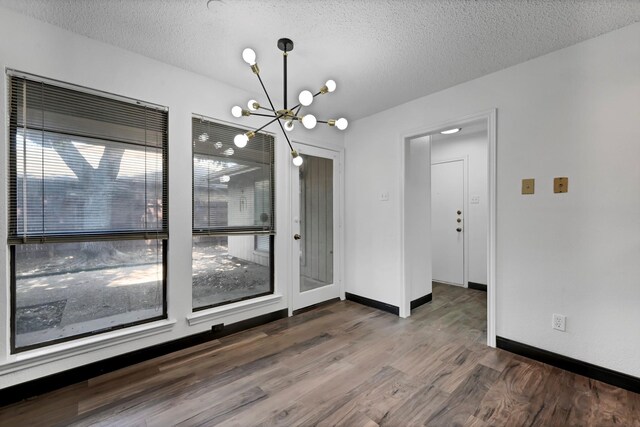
7, 71, 170, 352
191, 115, 276, 312
0, 316, 176, 376
186, 293, 283, 327
6, 69, 167, 111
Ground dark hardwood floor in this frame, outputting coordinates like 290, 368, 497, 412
1, 283, 638, 426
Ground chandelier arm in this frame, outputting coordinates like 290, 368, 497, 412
250, 112, 279, 118
258, 106, 275, 112
275, 118, 295, 152
316, 120, 329, 124
253, 114, 285, 133
256, 74, 277, 112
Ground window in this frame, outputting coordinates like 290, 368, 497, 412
7, 71, 168, 352
192, 117, 274, 310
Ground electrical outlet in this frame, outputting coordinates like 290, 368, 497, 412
552, 314, 566, 332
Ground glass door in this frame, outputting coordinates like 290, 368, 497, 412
291, 144, 340, 310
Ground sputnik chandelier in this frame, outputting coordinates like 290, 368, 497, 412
231, 38, 348, 167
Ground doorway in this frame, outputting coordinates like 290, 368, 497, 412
291, 143, 343, 311
400, 109, 497, 347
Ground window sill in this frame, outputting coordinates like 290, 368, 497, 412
187, 294, 283, 326
0, 319, 176, 375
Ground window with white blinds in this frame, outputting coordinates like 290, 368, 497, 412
8, 72, 168, 243
7, 71, 168, 352
191, 117, 274, 310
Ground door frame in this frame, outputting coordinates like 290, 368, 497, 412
399, 109, 497, 348
288, 140, 345, 315
431, 156, 469, 288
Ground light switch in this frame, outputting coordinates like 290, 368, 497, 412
471, 195, 480, 204
379, 191, 389, 201
522, 178, 535, 195
554, 177, 568, 193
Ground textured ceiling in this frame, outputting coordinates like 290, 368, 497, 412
1, 1, 638, 120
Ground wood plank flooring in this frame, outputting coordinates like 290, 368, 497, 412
1, 283, 639, 426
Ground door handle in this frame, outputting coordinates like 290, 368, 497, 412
294, 234, 301, 240
456, 228, 462, 232
457, 210, 462, 215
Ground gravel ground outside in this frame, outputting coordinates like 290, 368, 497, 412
15, 243, 270, 348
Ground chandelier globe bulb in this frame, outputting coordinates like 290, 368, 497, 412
234, 134, 248, 148
231, 106, 243, 118
336, 118, 348, 130
242, 48, 257, 65
284, 120, 295, 131
299, 90, 313, 107
301, 114, 317, 129
247, 99, 259, 111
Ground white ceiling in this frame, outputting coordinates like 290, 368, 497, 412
1, 1, 638, 120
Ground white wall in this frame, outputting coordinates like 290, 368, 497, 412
431, 129, 488, 285
0, 7, 343, 388
345, 23, 640, 377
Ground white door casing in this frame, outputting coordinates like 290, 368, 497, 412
399, 108, 497, 348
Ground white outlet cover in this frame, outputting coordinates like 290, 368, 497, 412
379, 191, 390, 201
552, 313, 566, 332
471, 195, 480, 204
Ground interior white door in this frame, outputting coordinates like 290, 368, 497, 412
291, 144, 340, 310
431, 160, 464, 286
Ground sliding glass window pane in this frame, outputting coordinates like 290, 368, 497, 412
13, 240, 164, 350
192, 235, 271, 309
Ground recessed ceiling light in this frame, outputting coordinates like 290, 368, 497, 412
440, 128, 461, 135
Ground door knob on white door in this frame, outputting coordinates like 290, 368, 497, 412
456, 228, 462, 232
294, 234, 301, 240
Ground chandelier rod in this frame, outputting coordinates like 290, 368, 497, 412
283, 50, 288, 110
256, 72, 294, 151
250, 112, 280, 118
256, 73, 277, 113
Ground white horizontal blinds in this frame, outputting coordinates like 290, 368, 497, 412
8, 74, 168, 243
192, 117, 275, 235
